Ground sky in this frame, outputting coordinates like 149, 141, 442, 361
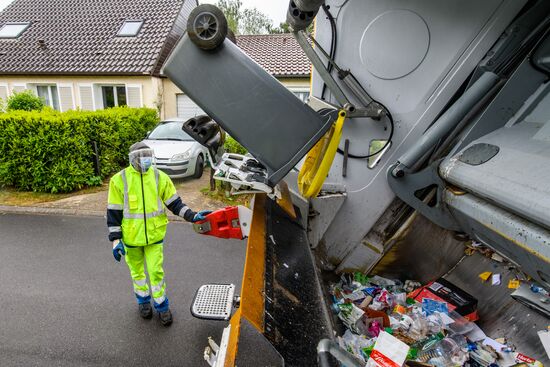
0, 0, 289, 27
201, 0, 288, 26
0, 0, 11, 12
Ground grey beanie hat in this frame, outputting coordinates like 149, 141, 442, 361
129, 141, 151, 152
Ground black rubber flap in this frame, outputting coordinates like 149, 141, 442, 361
235, 318, 284, 367
162, 34, 334, 185
264, 199, 333, 366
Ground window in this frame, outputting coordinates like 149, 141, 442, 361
102, 86, 126, 108
36, 85, 60, 111
148, 122, 194, 141
0, 23, 30, 38
117, 20, 143, 37
292, 90, 310, 103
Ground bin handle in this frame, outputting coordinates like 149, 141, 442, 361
298, 110, 346, 198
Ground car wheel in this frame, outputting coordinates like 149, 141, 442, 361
193, 154, 204, 179
187, 4, 228, 50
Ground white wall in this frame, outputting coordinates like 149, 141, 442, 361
0, 75, 160, 112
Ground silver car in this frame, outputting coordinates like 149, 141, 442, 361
142, 119, 209, 179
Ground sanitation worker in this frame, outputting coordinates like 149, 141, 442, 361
106, 142, 212, 326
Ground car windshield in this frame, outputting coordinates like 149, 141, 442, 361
148, 121, 194, 141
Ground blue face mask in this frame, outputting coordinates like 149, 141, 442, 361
140, 157, 153, 172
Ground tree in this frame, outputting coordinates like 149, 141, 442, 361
268, 21, 314, 34
269, 22, 291, 34
216, 0, 273, 35
268, 22, 291, 34
241, 8, 273, 35
216, 0, 241, 34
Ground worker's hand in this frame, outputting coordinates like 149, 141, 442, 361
112, 239, 126, 262
193, 210, 213, 222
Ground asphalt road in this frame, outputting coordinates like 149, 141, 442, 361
0, 213, 246, 367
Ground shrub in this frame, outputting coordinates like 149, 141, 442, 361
6, 90, 45, 112
223, 135, 247, 155
0, 107, 159, 193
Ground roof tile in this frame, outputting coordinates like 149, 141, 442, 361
0, 0, 188, 75
236, 33, 311, 78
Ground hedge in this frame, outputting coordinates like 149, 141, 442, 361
223, 135, 247, 155
0, 107, 159, 193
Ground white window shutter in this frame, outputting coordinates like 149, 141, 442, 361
78, 84, 94, 111
126, 84, 142, 108
92, 85, 104, 110
0, 84, 8, 100
12, 84, 26, 94
58, 84, 75, 112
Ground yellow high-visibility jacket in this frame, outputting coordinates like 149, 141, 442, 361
107, 166, 196, 246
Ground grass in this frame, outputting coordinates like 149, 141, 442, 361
0, 184, 107, 207
200, 182, 252, 207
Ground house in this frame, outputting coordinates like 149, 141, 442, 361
0, 0, 311, 120
0, 0, 198, 113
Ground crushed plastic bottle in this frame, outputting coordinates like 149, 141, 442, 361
416, 335, 469, 367
406, 306, 429, 341
426, 313, 445, 334
411, 332, 445, 352
337, 329, 376, 363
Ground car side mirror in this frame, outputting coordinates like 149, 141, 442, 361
146, 130, 151, 138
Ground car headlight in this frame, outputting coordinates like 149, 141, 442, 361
171, 151, 191, 161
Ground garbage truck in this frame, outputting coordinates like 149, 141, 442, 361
162, 0, 550, 365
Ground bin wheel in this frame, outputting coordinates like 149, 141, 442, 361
187, 4, 228, 50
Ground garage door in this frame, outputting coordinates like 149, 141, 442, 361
176, 93, 205, 120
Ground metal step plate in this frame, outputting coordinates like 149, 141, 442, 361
191, 284, 235, 321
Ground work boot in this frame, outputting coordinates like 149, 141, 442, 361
159, 309, 173, 327
139, 303, 153, 319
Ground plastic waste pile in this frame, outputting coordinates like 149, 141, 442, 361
330, 273, 546, 367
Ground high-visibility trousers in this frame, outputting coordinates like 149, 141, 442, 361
124, 243, 169, 312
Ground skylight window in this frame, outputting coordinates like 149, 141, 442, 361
0, 23, 30, 38
117, 20, 143, 37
